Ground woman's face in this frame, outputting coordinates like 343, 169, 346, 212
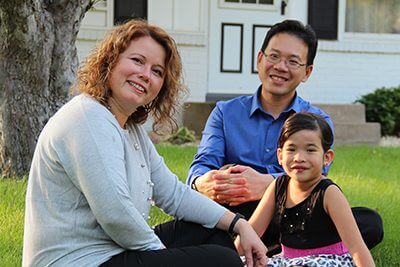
108, 36, 166, 114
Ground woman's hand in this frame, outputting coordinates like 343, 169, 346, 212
217, 211, 267, 266
234, 219, 267, 267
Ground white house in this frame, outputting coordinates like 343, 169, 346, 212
77, 0, 400, 105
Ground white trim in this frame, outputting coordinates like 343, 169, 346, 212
148, 0, 208, 46
91, 0, 107, 9
106, 0, 114, 28
218, 0, 279, 11
337, 0, 346, 41
318, 40, 400, 54
77, 28, 108, 41
170, 32, 207, 46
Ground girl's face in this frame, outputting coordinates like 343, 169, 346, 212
277, 129, 333, 184
108, 36, 166, 114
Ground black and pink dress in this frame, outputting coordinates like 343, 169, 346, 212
267, 175, 355, 267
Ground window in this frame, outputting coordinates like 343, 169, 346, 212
224, 0, 273, 4
220, 23, 243, 73
345, 0, 400, 34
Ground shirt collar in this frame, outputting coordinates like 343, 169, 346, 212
249, 86, 263, 116
249, 86, 302, 117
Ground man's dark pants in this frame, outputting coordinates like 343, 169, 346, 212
224, 201, 383, 257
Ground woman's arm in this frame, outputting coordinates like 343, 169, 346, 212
217, 211, 267, 267
60, 104, 164, 250
324, 186, 375, 267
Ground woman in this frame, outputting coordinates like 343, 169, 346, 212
22, 19, 267, 267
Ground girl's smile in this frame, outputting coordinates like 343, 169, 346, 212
278, 129, 333, 186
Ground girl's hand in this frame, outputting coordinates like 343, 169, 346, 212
234, 219, 267, 267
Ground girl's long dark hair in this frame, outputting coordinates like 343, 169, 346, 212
278, 112, 333, 152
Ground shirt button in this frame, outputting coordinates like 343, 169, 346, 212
266, 148, 271, 152
134, 143, 140, 150
140, 164, 145, 168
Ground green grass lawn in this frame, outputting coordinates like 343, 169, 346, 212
1, 144, 399, 266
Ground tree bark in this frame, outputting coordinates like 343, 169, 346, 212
0, 0, 92, 177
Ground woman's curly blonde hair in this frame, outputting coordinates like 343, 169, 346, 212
74, 19, 185, 134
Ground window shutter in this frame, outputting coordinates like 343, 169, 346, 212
308, 0, 338, 40
114, 0, 147, 24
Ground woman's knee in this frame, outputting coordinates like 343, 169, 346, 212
200, 245, 242, 266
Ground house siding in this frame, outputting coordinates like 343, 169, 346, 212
75, 0, 400, 105
301, 50, 400, 104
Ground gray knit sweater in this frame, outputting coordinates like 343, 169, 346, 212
22, 94, 227, 267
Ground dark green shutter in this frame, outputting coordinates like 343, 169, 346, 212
308, 0, 338, 40
114, 0, 147, 24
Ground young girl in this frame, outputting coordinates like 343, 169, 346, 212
236, 112, 375, 266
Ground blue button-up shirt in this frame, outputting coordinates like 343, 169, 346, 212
186, 87, 334, 186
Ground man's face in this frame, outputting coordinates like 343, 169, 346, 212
257, 33, 313, 101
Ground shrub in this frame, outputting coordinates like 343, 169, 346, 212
355, 86, 400, 136
166, 127, 196, 145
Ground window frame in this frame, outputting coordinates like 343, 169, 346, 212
219, 0, 278, 11
314, 0, 400, 55
339, 0, 400, 43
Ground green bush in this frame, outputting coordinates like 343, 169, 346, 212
355, 86, 400, 136
166, 127, 196, 145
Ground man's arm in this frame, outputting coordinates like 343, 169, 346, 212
211, 165, 274, 206
187, 102, 277, 205
187, 104, 226, 186
191, 164, 275, 206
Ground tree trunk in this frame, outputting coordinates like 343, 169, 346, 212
0, 0, 92, 178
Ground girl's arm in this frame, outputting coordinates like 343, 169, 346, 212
324, 186, 375, 267
234, 179, 276, 259
249, 179, 277, 236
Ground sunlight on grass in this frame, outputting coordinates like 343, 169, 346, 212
329, 146, 400, 266
0, 179, 26, 266
0, 145, 399, 266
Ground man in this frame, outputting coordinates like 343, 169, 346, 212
187, 20, 383, 255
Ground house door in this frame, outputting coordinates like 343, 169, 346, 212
207, 0, 287, 101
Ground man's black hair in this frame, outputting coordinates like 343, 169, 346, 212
261, 20, 318, 66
